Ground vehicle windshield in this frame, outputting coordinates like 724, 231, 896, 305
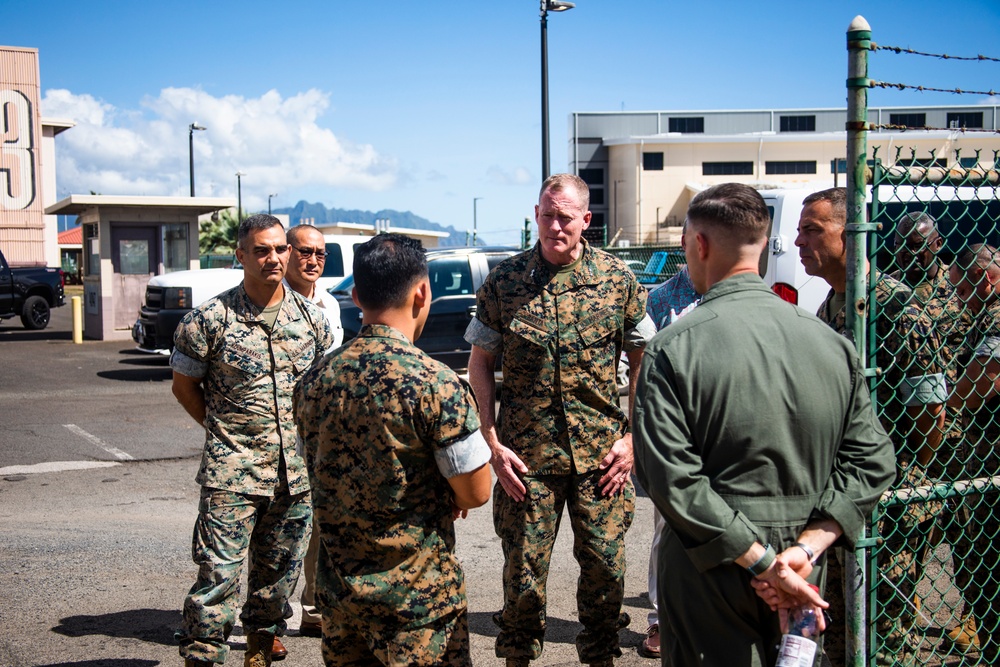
329, 274, 354, 295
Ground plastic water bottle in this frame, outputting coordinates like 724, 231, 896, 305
774, 586, 820, 667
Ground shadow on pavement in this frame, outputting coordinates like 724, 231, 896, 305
0, 326, 73, 342
97, 368, 173, 382
52, 608, 180, 645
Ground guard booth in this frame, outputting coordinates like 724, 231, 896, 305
45, 195, 234, 341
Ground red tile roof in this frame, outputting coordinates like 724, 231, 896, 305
58, 226, 82, 245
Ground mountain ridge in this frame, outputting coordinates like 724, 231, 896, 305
275, 200, 471, 247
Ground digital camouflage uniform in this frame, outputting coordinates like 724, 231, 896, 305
171, 283, 334, 664
633, 273, 896, 667
952, 297, 1000, 663
902, 266, 984, 655
293, 323, 490, 667
816, 272, 946, 665
464, 240, 654, 663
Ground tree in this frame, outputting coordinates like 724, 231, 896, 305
200, 210, 239, 256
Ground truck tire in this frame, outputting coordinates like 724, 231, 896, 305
20, 295, 50, 330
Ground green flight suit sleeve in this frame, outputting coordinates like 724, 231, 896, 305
634, 347, 764, 573
812, 357, 896, 545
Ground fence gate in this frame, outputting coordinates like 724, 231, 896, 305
847, 16, 1000, 667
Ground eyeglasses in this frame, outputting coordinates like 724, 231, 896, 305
292, 246, 327, 259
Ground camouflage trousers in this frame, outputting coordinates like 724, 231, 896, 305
492, 469, 635, 663
320, 605, 471, 666
177, 485, 312, 664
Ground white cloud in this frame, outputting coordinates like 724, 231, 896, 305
42, 87, 398, 207
978, 95, 1000, 105
486, 164, 533, 186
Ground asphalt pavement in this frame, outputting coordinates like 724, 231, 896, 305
0, 293, 660, 667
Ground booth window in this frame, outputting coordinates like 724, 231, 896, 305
85, 224, 100, 276
163, 224, 189, 273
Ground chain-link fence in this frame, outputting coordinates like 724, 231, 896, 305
847, 17, 1000, 667
600, 244, 684, 287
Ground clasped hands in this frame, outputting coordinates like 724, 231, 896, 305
750, 546, 829, 634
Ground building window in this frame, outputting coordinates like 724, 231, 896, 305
579, 168, 604, 185
703, 162, 754, 176
831, 158, 848, 174
668, 117, 704, 133
947, 112, 984, 129
779, 115, 816, 132
583, 213, 606, 245
162, 224, 189, 273
643, 152, 664, 171
590, 188, 605, 206
889, 113, 926, 128
960, 156, 980, 169
765, 161, 817, 175
85, 224, 100, 276
903, 157, 948, 168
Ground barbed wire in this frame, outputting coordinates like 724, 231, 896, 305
871, 42, 1000, 63
869, 80, 999, 97
873, 123, 1000, 134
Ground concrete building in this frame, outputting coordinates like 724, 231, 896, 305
569, 105, 1000, 245
1, 45, 75, 267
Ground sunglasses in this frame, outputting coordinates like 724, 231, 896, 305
292, 246, 328, 259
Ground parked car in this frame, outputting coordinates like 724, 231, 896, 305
0, 247, 65, 330
335, 246, 519, 378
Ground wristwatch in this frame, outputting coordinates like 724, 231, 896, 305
747, 543, 776, 576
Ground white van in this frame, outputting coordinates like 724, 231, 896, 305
758, 188, 831, 315
131, 233, 364, 353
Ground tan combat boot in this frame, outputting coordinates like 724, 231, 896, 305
244, 632, 273, 667
947, 613, 981, 653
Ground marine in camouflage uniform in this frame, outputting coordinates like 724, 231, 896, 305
464, 174, 655, 666
294, 322, 490, 666
947, 245, 1000, 663
906, 263, 983, 654
816, 271, 946, 665
172, 216, 334, 666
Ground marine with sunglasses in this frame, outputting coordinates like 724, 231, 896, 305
171, 214, 335, 667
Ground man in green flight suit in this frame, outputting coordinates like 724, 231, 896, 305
294, 233, 492, 666
464, 173, 656, 666
171, 214, 335, 667
633, 182, 896, 667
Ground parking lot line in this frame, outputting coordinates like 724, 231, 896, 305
64, 423, 136, 461
0, 460, 121, 475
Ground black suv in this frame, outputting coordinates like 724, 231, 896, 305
331, 246, 520, 377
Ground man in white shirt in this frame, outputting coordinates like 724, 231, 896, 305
286, 225, 343, 350
285, 223, 344, 642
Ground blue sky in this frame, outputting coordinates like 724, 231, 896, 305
8, 0, 1000, 244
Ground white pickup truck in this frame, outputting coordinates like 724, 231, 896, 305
132, 234, 363, 353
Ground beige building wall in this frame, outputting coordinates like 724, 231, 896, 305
605, 131, 1000, 245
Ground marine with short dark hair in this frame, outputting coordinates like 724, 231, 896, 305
295, 233, 492, 666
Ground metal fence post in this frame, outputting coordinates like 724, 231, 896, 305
846, 15, 872, 667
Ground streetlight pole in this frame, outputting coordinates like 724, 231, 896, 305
540, 0, 574, 181
236, 171, 245, 222
268, 193, 277, 216
473, 197, 482, 246
188, 122, 206, 196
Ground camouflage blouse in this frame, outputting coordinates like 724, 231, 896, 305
171, 284, 333, 496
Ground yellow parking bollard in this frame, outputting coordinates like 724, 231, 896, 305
71, 295, 83, 344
